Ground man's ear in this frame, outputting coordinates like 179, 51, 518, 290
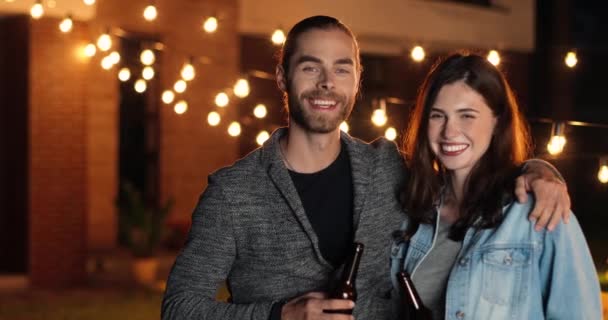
276, 65, 287, 92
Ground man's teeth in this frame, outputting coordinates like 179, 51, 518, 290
311, 99, 336, 107
442, 144, 467, 152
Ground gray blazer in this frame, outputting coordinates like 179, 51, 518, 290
162, 128, 407, 319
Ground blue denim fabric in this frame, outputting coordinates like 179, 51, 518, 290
390, 197, 602, 320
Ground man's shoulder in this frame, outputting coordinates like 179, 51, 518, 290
209, 147, 266, 182
345, 135, 401, 160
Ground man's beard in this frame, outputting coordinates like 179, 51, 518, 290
287, 89, 354, 134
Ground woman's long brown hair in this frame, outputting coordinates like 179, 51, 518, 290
401, 53, 533, 240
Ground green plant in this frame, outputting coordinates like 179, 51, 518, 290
117, 182, 174, 257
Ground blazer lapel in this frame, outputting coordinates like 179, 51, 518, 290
262, 128, 333, 270
341, 133, 372, 232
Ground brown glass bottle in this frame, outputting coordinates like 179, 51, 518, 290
397, 271, 433, 320
325, 242, 364, 314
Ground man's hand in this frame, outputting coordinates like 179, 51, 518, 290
515, 162, 571, 231
281, 292, 354, 320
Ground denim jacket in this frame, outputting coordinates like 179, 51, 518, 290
390, 196, 602, 320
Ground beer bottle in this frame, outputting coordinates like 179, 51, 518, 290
397, 271, 433, 320
325, 242, 364, 314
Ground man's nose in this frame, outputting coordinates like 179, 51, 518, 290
317, 70, 335, 90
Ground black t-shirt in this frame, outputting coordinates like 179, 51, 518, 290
288, 144, 354, 267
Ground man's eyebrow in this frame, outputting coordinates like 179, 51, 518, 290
335, 58, 354, 66
294, 56, 355, 66
294, 55, 322, 65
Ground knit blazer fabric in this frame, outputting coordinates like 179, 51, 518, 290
162, 128, 407, 320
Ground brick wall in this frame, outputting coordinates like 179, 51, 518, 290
29, 17, 90, 287
91, 0, 240, 236
23, 0, 240, 287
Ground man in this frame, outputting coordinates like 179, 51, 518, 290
162, 16, 569, 320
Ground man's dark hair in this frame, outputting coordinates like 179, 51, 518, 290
278, 15, 361, 77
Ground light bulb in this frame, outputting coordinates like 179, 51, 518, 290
256, 131, 270, 146
546, 135, 566, 155
118, 68, 131, 82
140, 49, 155, 65
228, 122, 241, 137
271, 29, 286, 45
174, 100, 188, 115
207, 111, 221, 126
598, 164, 608, 184
101, 56, 114, 70
565, 51, 578, 68
253, 104, 267, 118
83, 0, 96, 5
59, 15, 73, 33
134, 79, 147, 93
109, 51, 120, 65
215, 92, 229, 107
487, 50, 501, 66
385, 127, 397, 141
83, 43, 97, 57
181, 63, 195, 81
371, 109, 388, 127
233, 78, 250, 98
142, 66, 155, 80
162, 90, 175, 104
203, 16, 218, 33
340, 121, 349, 133
174, 80, 187, 93
411, 46, 425, 62
143, 4, 158, 21
97, 33, 112, 52
30, 2, 44, 19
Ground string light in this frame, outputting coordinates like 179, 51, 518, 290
253, 104, 267, 118
385, 127, 397, 141
143, 3, 158, 22
271, 28, 286, 45
340, 121, 349, 133
174, 100, 188, 115
547, 122, 567, 155
83, 0, 96, 5
215, 92, 229, 107
256, 130, 270, 146
203, 16, 218, 33
181, 61, 195, 81
142, 66, 155, 80
565, 51, 578, 68
598, 159, 608, 184
162, 90, 175, 104
371, 99, 388, 127
207, 111, 221, 126
134, 79, 147, 93
109, 51, 121, 65
140, 49, 155, 65
227, 122, 242, 137
487, 50, 501, 66
118, 68, 131, 82
411, 46, 425, 62
59, 14, 74, 33
101, 55, 114, 70
97, 32, 112, 52
174, 80, 187, 93
233, 78, 250, 98
30, 1, 44, 19
83, 43, 97, 57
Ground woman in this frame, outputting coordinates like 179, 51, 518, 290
390, 53, 601, 319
